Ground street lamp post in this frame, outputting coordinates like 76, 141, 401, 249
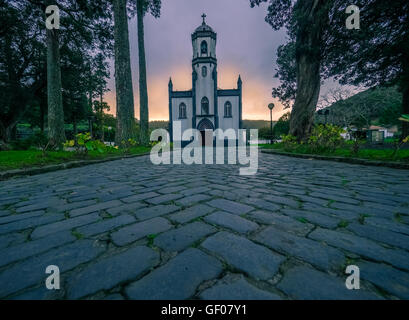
268, 103, 275, 144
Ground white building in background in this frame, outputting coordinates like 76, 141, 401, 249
168, 14, 242, 146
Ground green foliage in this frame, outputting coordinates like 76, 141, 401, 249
71, 230, 84, 240
262, 143, 409, 162
338, 220, 349, 228
325, 86, 403, 128
307, 124, 345, 153
64, 132, 117, 156
0, 2, 46, 143
0, 147, 151, 172
10, 132, 49, 152
296, 217, 308, 224
147, 233, 158, 246
258, 127, 273, 140
391, 115, 409, 159
281, 134, 298, 151
251, 0, 408, 140
30, 132, 49, 149
120, 138, 138, 154
10, 139, 33, 151
273, 112, 291, 138
0, 0, 113, 143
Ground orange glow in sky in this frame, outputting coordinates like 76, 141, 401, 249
104, 63, 289, 122
102, 0, 291, 123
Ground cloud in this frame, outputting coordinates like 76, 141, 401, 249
104, 0, 289, 121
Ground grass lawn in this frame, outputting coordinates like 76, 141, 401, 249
260, 143, 409, 162
0, 146, 151, 172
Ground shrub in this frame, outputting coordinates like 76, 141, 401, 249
120, 138, 138, 154
63, 132, 115, 155
10, 138, 32, 151
308, 124, 345, 153
30, 132, 48, 148
281, 134, 298, 151
10, 132, 49, 151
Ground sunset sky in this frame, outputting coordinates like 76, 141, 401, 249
104, 0, 291, 121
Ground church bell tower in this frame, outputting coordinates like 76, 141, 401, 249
191, 14, 218, 129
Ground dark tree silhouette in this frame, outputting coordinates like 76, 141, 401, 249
113, 0, 136, 145
325, 1, 409, 139
0, 2, 46, 144
131, 0, 161, 146
250, 0, 332, 141
251, 0, 409, 140
0, 0, 112, 147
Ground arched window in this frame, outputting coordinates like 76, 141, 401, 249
179, 103, 187, 119
224, 101, 232, 118
201, 41, 208, 55
202, 66, 207, 77
201, 97, 209, 115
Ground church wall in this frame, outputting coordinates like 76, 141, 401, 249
171, 97, 193, 139
194, 63, 216, 119
192, 36, 216, 59
218, 96, 239, 132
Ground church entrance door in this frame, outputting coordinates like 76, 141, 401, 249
197, 118, 214, 147
200, 130, 213, 147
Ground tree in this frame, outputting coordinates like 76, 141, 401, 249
88, 53, 110, 140
61, 47, 94, 139
273, 112, 290, 138
0, 1, 46, 143
324, 1, 409, 139
131, 0, 161, 145
1, 1, 112, 146
93, 100, 110, 140
45, 0, 65, 148
113, 0, 135, 145
250, 0, 333, 141
319, 86, 402, 130
10, 0, 113, 148
252, 0, 409, 141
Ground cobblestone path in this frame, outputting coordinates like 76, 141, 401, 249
1, 152, 409, 299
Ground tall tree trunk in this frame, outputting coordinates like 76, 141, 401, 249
46, 26, 65, 148
137, 0, 149, 146
113, 0, 135, 146
289, 55, 321, 140
289, 0, 329, 141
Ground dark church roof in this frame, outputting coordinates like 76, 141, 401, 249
194, 22, 214, 33
192, 14, 216, 40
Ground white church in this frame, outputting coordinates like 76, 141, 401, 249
168, 14, 243, 146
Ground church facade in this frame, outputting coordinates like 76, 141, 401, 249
168, 15, 242, 145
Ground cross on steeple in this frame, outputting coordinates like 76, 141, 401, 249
201, 13, 207, 25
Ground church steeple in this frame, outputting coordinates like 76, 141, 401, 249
191, 14, 217, 61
